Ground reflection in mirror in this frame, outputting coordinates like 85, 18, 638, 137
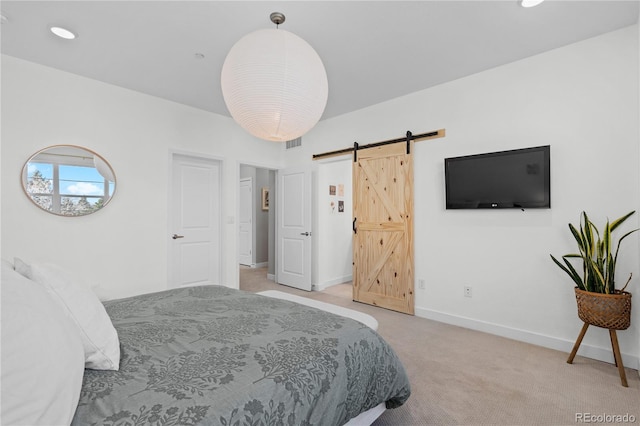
22, 145, 116, 216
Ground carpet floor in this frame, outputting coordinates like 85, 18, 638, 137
239, 267, 639, 426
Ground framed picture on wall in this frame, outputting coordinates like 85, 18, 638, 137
261, 187, 269, 211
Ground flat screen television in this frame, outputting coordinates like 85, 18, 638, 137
445, 145, 550, 209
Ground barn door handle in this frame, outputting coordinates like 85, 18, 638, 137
352, 217, 357, 234
172, 234, 184, 240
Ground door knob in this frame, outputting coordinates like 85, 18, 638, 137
300, 232, 311, 236
172, 234, 184, 239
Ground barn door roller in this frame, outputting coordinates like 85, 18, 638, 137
312, 128, 446, 161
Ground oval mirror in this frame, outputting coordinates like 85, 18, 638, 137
21, 145, 116, 216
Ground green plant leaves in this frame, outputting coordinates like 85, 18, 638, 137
551, 211, 638, 294
550, 254, 585, 290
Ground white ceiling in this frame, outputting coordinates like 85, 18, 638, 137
1, 1, 638, 120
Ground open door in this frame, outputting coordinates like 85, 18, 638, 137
276, 166, 312, 291
238, 177, 253, 266
352, 142, 414, 314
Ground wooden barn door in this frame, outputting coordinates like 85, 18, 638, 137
352, 142, 414, 315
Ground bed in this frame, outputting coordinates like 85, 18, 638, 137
1, 260, 410, 426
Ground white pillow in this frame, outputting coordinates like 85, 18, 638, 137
1, 262, 85, 425
14, 259, 121, 370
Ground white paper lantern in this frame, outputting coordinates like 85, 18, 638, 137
221, 23, 328, 142
93, 155, 115, 182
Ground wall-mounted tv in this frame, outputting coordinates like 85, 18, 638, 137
445, 145, 550, 209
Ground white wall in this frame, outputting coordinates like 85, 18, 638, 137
287, 25, 640, 366
1, 55, 283, 298
315, 158, 353, 290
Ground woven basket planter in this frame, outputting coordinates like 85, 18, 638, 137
574, 288, 632, 330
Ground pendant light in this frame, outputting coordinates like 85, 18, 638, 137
521, 0, 544, 7
221, 12, 328, 142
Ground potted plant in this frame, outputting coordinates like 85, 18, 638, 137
550, 210, 638, 386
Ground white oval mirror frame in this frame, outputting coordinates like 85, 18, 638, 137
21, 145, 117, 216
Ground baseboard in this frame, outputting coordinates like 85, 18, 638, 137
415, 307, 639, 369
252, 262, 268, 268
266, 273, 275, 282
314, 275, 353, 292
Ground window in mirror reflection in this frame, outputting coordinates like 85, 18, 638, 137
24, 147, 115, 216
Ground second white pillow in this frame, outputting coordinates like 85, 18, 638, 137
16, 259, 121, 371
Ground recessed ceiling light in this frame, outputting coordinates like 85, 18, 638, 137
521, 0, 544, 7
50, 26, 76, 40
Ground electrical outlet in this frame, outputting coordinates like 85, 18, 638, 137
464, 286, 472, 298
418, 279, 426, 290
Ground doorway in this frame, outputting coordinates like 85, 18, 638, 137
239, 160, 353, 293
239, 165, 276, 282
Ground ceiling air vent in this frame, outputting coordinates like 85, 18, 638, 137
286, 137, 302, 149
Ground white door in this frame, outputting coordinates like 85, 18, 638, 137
276, 165, 312, 291
169, 154, 221, 288
238, 177, 253, 266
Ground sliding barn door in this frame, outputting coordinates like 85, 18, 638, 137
353, 142, 414, 315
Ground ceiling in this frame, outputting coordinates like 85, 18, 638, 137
1, 1, 638, 121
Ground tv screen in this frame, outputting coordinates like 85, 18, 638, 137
445, 145, 550, 209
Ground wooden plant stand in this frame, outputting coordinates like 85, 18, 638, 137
567, 322, 628, 387
566, 288, 632, 387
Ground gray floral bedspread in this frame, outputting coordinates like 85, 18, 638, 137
72, 286, 410, 426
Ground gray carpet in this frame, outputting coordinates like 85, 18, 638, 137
239, 267, 639, 426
